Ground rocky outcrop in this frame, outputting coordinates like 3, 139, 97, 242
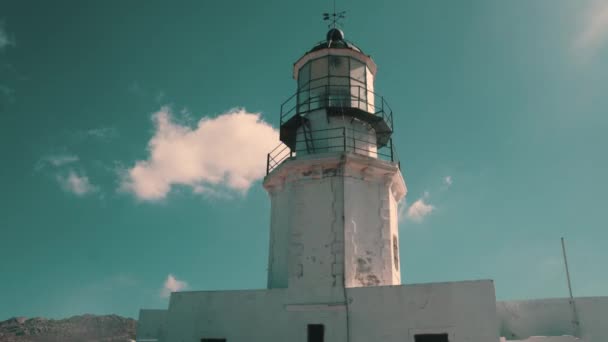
0, 314, 136, 342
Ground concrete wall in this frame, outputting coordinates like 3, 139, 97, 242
137, 309, 168, 342
501, 338, 578, 342
165, 288, 348, 342
497, 297, 608, 342
347, 280, 500, 342
159, 281, 500, 342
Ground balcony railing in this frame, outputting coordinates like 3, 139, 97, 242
280, 77, 394, 134
266, 127, 399, 175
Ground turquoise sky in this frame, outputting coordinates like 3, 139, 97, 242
1, 0, 607, 320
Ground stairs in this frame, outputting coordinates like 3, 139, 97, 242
302, 118, 315, 153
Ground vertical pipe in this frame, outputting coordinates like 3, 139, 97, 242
561, 237, 581, 337
343, 127, 346, 152
352, 127, 355, 153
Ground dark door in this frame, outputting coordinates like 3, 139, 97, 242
307, 324, 324, 342
414, 333, 449, 342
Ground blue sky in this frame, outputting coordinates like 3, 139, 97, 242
1, 0, 607, 320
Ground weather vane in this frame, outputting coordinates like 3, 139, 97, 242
323, 0, 346, 29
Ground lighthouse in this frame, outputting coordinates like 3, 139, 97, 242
264, 28, 406, 304
136, 25, 608, 342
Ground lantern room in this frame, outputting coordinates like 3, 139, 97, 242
267, 28, 396, 174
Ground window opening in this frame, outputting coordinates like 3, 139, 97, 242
307, 324, 324, 342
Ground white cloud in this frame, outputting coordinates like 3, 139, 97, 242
161, 274, 188, 298
406, 197, 435, 223
576, 1, 608, 58
0, 23, 14, 50
57, 170, 97, 196
121, 107, 279, 201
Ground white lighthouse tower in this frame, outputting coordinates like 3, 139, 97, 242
264, 27, 407, 304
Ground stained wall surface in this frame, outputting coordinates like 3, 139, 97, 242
347, 280, 500, 342
138, 281, 500, 342
164, 288, 348, 342
264, 153, 405, 298
497, 297, 608, 342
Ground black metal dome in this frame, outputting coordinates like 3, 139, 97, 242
308, 29, 362, 53
326, 28, 345, 42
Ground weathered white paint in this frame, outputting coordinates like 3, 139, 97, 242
497, 297, 608, 342
264, 152, 406, 294
139, 280, 501, 342
347, 280, 500, 342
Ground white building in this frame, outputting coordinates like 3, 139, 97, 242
137, 28, 608, 342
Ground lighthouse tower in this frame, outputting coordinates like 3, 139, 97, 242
264, 28, 407, 303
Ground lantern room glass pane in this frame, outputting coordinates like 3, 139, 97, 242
351, 80, 366, 110
298, 63, 310, 89
311, 57, 328, 82
310, 78, 327, 110
298, 89, 310, 113
350, 59, 366, 83
366, 66, 375, 113
329, 56, 348, 77
297, 62, 311, 113
328, 74, 349, 108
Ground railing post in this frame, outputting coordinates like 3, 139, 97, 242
266, 153, 270, 174
358, 85, 360, 110
390, 139, 394, 162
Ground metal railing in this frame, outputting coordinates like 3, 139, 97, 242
266, 127, 399, 175
280, 77, 394, 132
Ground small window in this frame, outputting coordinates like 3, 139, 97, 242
308, 324, 324, 342
201, 339, 226, 342
414, 333, 449, 342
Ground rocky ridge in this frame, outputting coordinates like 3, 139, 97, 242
0, 314, 136, 342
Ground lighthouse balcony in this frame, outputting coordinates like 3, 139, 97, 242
266, 126, 399, 175
279, 79, 394, 150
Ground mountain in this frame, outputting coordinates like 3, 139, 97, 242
0, 314, 136, 342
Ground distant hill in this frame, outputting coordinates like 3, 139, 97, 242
0, 314, 136, 342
